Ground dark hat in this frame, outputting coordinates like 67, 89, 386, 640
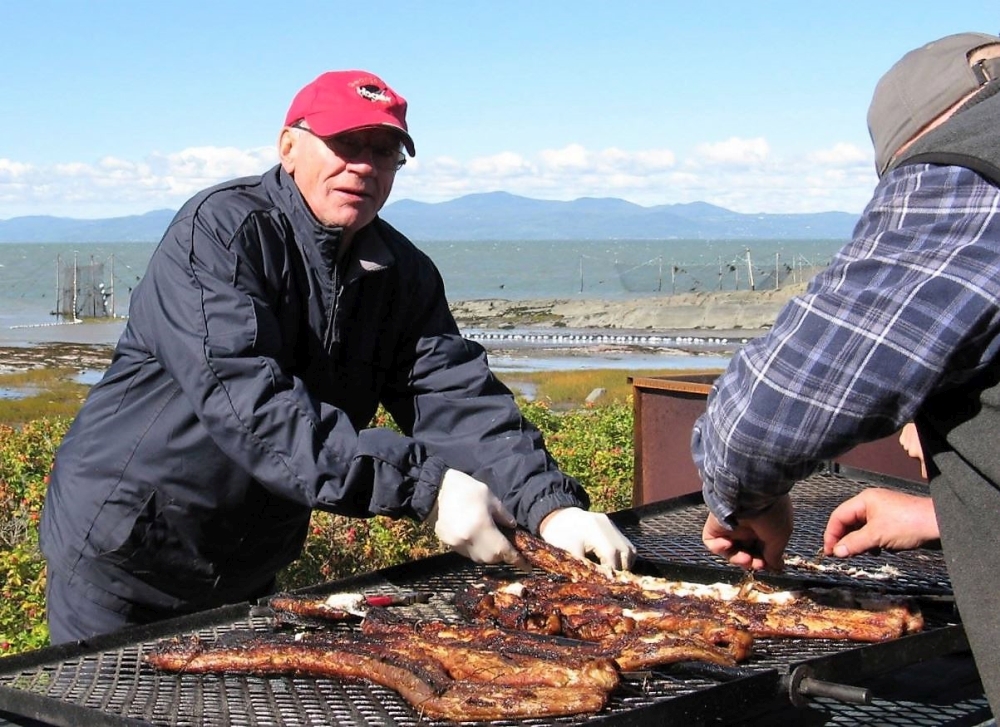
867, 32, 1000, 176
285, 70, 415, 156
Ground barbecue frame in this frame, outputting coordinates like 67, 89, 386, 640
0, 471, 980, 726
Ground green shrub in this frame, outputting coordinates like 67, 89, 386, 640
0, 399, 636, 652
518, 397, 635, 513
0, 418, 71, 654
282, 400, 636, 589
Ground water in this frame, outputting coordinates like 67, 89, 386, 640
0, 238, 845, 322
0, 242, 151, 328
0, 238, 846, 368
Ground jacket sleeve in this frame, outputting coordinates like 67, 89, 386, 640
128, 208, 444, 521
377, 248, 590, 535
693, 164, 1000, 526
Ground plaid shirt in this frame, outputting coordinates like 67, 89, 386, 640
694, 163, 1000, 525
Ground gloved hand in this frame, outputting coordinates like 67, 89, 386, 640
427, 469, 528, 569
539, 507, 637, 570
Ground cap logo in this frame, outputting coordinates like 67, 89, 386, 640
356, 84, 392, 104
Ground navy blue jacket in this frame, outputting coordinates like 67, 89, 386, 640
40, 165, 588, 610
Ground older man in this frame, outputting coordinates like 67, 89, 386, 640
692, 32, 1000, 715
41, 70, 634, 643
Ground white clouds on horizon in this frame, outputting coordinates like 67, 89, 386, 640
692, 137, 771, 167
0, 138, 877, 220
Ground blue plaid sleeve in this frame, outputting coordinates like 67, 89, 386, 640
694, 164, 1000, 525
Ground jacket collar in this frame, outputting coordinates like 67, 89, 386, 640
266, 165, 395, 282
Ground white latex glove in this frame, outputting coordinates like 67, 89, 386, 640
539, 507, 637, 570
428, 469, 528, 569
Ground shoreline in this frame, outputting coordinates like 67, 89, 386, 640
448, 284, 803, 332
0, 286, 802, 373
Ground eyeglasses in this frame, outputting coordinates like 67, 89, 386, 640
294, 124, 406, 172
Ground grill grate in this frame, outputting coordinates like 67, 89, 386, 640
0, 471, 966, 726
627, 469, 951, 595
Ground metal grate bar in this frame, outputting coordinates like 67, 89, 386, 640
0, 471, 969, 726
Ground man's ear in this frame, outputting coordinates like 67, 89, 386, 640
278, 127, 297, 173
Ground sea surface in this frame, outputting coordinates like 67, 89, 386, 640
0, 238, 846, 369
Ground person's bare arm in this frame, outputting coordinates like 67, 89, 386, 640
899, 423, 928, 479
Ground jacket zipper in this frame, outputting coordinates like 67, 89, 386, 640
323, 259, 342, 352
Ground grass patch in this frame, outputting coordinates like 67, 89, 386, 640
498, 367, 722, 408
0, 369, 92, 425
0, 363, 727, 425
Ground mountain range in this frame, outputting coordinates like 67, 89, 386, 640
0, 192, 859, 243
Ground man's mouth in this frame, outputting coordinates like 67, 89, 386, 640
334, 188, 370, 201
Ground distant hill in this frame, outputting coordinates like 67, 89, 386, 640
381, 193, 858, 240
0, 193, 858, 243
0, 209, 177, 243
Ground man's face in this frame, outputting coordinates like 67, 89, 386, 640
278, 126, 403, 235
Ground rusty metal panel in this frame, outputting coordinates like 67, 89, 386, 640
631, 374, 924, 507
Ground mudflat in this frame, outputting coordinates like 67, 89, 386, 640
0, 285, 805, 374
450, 284, 803, 332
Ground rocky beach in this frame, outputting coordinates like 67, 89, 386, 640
0, 285, 805, 374
450, 284, 804, 333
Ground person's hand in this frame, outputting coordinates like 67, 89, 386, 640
538, 507, 637, 570
702, 494, 793, 572
899, 423, 928, 479
823, 488, 938, 557
427, 469, 528, 569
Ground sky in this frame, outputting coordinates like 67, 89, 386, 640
1, 2, 997, 220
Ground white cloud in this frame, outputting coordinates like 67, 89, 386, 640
0, 136, 880, 219
538, 144, 676, 174
538, 143, 589, 170
693, 137, 770, 166
0, 159, 33, 179
807, 142, 870, 167
466, 152, 535, 178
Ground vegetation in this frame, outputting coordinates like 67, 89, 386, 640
0, 368, 92, 423
0, 369, 646, 656
498, 367, 712, 408
0, 418, 70, 654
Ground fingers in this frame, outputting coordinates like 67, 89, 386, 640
702, 505, 788, 572
434, 470, 524, 565
537, 508, 637, 571
822, 494, 869, 553
488, 497, 518, 530
449, 521, 519, 565
588, 514, 637, 570
705, 538, 774, 571
702, 531, 753, 569
592, 540, 636, 571
507, 553, 533, 572
760, 539, 786, 573
830, 528, 881, 558
466, 499, 524, 565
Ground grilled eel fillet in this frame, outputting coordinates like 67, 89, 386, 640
455, 578, 754, 662
362, 606, 739, 671
266, 594, 356, 622
266, 593, 742, 669
511, 530, 924, 642
145, 629, 612, 722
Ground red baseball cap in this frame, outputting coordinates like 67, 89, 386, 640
284, 70, 415, 156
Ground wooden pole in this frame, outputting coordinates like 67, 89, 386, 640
73, 252, 79, 321
55, 254, 61, 318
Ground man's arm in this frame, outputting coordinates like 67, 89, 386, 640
695, 164, 1000, 527
378, 238, 635, 568
132, 212, 443, 521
